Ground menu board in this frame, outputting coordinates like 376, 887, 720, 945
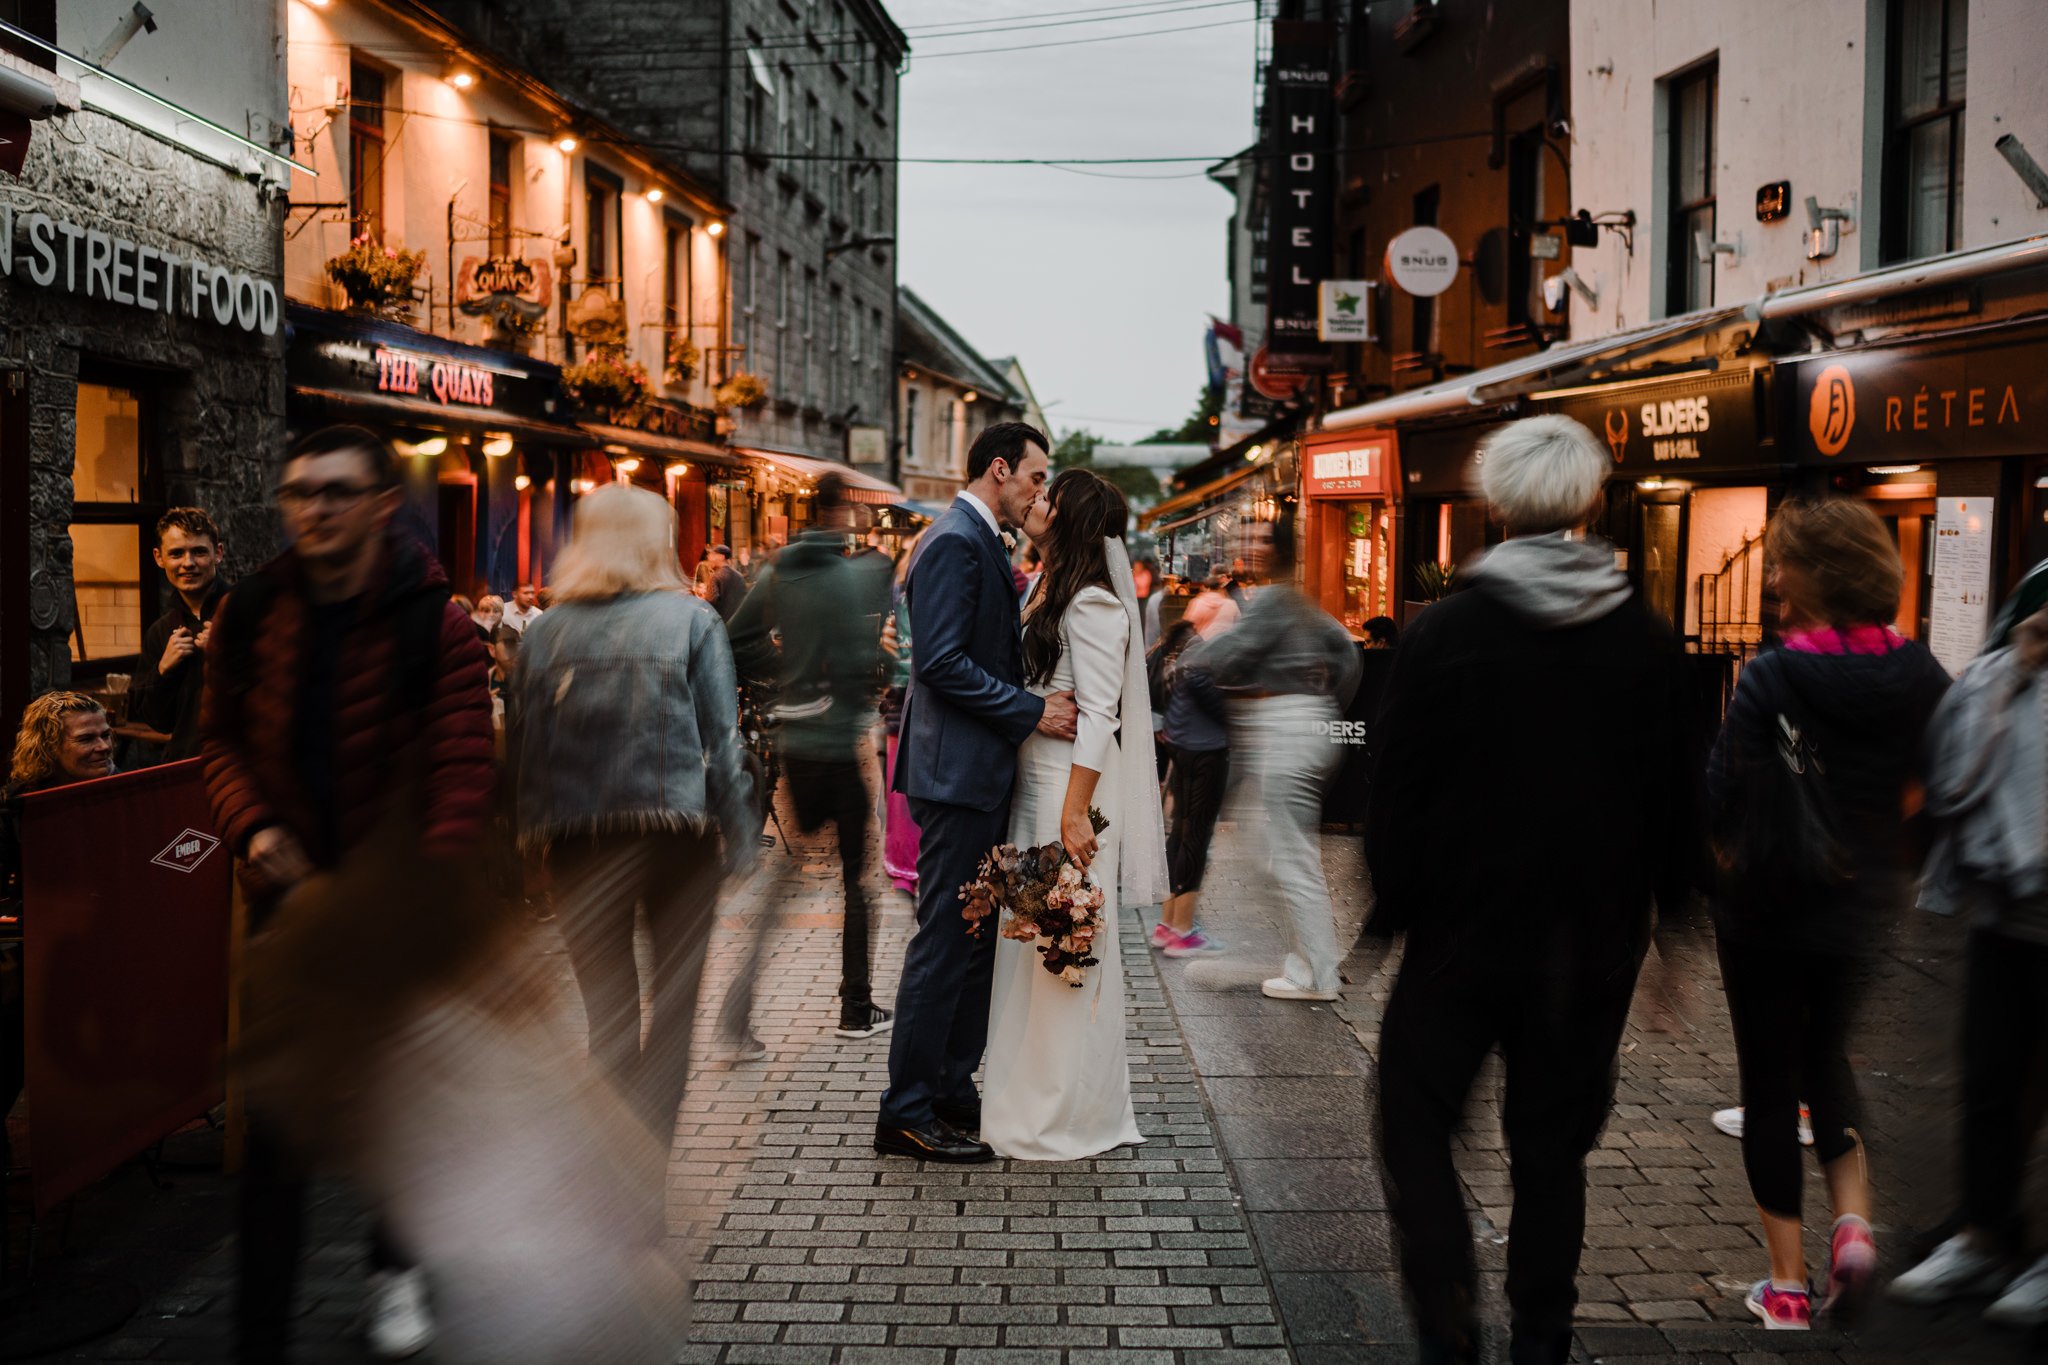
1931, 496, 1995, 674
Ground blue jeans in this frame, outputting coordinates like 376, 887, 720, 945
879, 797, 1008, 1128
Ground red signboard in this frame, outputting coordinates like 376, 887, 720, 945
376, 347, 497, 408
21, 761, 231, 1214
1302, 435, 1393, 499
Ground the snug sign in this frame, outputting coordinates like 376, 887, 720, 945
0, 204, 281, 335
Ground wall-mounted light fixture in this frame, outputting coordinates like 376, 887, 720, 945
1694, 229, 1740, 264
1542, 266, 1598, 311
443, 61, 478, 92
482, 435, 513, 457
646, 187, 665, 204
407, 436, 448, 457
615, 457, 641, 474
1994, 134, 2048, 209
705, 220, 726, 237
1805, 196, 1854, 261
666, 461, 689, 476
514, 474, 532, 491
554, 133, 579, 154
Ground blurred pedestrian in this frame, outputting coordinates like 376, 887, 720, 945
1151, 619, 1229, 957
509, 485, 754, 1141
1363, 615, 1400, 649
880, 531, 923, 894
131, 507, 228, 762
202, 423, 494, 1363
502, 582, 543, 633
1019, 542, 1043, 606
1365, 415, 1695, 1365
1133, 554, 1161, 649
486, 625, 520, 723
470, 594, 504, 643
727, 472, 895, 1040
1184, 570, 1240, 638
701, 544, 748, 621
1708, 497, 1949, 1330
1187, 532, 1358, 1001
1889, 560, 2048, 1326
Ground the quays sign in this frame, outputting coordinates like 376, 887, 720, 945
0, 203, 281, 335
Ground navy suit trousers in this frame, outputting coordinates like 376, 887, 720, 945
879, 797, 1011, 1129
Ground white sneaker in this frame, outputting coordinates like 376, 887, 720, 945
1984, 1253, 2048, 1327
365, 1268, 434, 1359
1261, 976, 1339, 1002
1709, 1105, 1814, 1146
1887, 1233, 2010, 1305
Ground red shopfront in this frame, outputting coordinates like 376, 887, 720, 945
1299, 429, 1398, 638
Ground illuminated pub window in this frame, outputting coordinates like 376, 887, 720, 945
584, 165, 623, 297
349, 58, 387, 242
69, 381, 159, 671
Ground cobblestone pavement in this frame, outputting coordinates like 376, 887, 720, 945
16, 764, 2046, 1363
1166, 813, 2048, 1364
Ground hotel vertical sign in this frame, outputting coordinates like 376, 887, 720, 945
1265, 21, 1336, 361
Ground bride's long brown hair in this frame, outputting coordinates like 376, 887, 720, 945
1022, 469, 1130, 686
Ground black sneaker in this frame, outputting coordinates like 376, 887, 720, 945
835, 1002, 894, 1039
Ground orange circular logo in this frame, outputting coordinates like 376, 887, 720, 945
1808, 363, 1856, 457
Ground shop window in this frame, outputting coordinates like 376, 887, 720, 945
904, 386, 919, 465
744, 44, 771, 153
802, 266, 819, 407
584, 165, 622, 297
488, 132, 515, 259
1664, 60, 1717, 316
662, 214, 692, 337
1883, 0, 1967, 263
68, 381, 159, 673
349, 58, 388, 243
736, 232, 760, 365
830, 119, 846, 219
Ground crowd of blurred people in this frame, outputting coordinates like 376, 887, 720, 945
2, 411, 2045, 1364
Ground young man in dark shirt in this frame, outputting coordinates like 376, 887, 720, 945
131, 507, 228, 762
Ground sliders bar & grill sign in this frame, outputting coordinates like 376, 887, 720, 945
0, 202, 280, 335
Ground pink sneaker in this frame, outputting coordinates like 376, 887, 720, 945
1149, 921, 1176, 950
1825, 1215, 1877, 1318
1162, 926, 1226, 958
1746, 1279, 1812, 1331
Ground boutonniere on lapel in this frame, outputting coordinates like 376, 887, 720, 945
1000, 530, 1018, 555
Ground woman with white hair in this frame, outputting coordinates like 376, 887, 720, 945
1364, 414, 1696, 1365
509, 485, 755, 1142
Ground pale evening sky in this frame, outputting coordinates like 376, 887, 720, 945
889, 0, 1257, 441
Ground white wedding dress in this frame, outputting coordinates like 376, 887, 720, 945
982, 582, 1156, 1160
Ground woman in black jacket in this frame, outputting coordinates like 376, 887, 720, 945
1709, 498, 1950, 1330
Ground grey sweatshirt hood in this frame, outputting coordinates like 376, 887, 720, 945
1464, 532, 1632, 627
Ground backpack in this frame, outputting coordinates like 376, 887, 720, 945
1714, 662, 1855, 901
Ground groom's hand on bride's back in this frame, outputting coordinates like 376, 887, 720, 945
1035, 690, 1077, 740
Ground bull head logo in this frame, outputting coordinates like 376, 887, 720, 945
1603, 407, 1629, 463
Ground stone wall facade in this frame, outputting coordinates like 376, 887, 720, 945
1, 107, 286, 705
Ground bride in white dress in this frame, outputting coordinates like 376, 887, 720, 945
982, 470, 1170, 1161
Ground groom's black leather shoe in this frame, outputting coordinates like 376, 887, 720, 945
933, 1098, 981, 1133
874, 1119, 994, 1164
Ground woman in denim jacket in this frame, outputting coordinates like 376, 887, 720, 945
510, 485, 754, 1141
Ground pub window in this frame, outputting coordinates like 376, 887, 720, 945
775, 250, 793, 391
69, 379, 160, 675
905, 386, 919, 463
0, 1, 56, 70
1883, 0, 1967, 263
488, 131, 515, 259
802, 266, 819, 407
738, 232, 761, 362
849, 303, 863, 406
1664, 59, 1717, 316
1410, 185, 1439, 355
778, 66, 796, 157
1506, 126, 1546, 328
804, 93, 821, 192
663, 215, 692, 376
852, 141, 869, 231
744, 44, 772, 152
584, 164, 623, 297
830, 118, 847, 218
349, 58, 388, 242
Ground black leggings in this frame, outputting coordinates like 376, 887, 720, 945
783, 752, 874, 1004
1962, 925, 2048, 1253
1166, 746, 1228, 897
1717, 937, 1868, 1218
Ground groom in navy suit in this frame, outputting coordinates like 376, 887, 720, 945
877, 422, 1074, 1163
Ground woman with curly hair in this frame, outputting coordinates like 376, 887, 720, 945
7, 691, 115, 796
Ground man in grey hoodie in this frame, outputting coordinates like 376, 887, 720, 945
1362, 416, 1696, 1365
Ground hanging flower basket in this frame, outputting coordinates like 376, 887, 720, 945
664, 336, 701, 386
326, 235, 425, 316
714, 371, 768, 411
563, 346, 650, 415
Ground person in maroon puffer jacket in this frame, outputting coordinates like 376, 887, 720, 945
202, 423, 493, 1364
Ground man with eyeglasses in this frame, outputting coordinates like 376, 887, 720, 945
201, 424, 493, 1363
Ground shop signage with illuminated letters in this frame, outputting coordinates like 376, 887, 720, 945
1303, 436, 1392, 498
1793, 331, 2048, 462
1536, 369, 1762, 470
1265, 21, 1336, 360
455, 255, 553, 317
285, 303, 569, 428
376, 348, 496, 408
0, 202, 280, 334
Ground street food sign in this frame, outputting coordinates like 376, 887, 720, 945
1265, 21, 1336, 358
1795, 333, 2047, 461
1, 201, 281, 334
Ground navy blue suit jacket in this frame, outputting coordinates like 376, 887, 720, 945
891, 498, 1044, 812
